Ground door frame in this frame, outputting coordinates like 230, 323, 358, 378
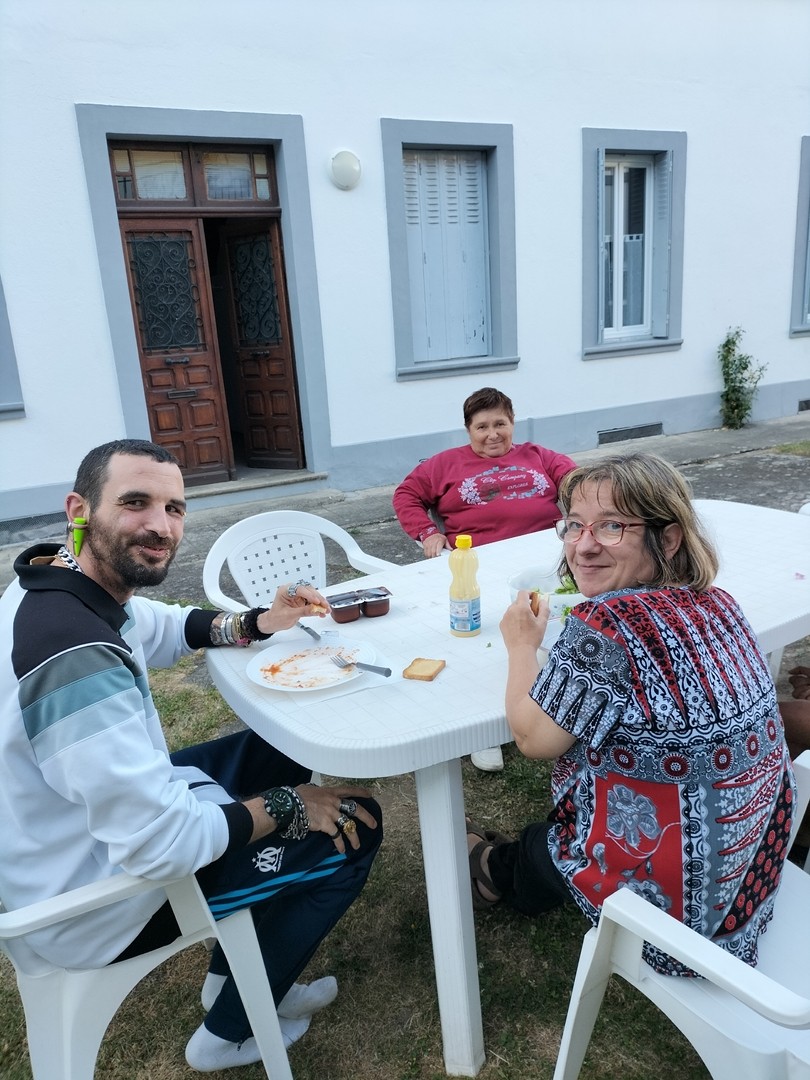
76, 104, 331, 476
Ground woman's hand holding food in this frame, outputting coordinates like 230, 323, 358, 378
500, 589, 548, 652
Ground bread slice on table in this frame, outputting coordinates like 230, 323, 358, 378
403, 658, 446, 682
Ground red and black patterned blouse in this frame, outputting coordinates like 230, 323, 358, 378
533, 585, 795, 974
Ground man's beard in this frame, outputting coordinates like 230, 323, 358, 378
86, 521, 177, 591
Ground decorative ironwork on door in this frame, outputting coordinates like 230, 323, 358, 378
126, 234, 205, 350
228, 234, 282, 346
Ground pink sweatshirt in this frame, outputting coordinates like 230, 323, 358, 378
393, 442, 576, 549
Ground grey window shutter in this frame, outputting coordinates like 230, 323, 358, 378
650, 150, 673, 339
596, 147, 606, 342
403, 149, 489, 362
456, 152, 490, 357
403, 150, 431, 361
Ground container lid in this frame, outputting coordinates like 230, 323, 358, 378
455, 534, 473, 549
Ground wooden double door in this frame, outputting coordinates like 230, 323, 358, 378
120, 216, 303, 485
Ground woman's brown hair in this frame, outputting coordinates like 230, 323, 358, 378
463, 387, 514, 428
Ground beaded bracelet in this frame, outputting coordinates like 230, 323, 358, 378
242, 606, 271, 640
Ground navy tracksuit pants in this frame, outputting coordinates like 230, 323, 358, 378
116, 729, 382, 1043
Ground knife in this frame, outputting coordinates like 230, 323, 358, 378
297, 621, 321, 642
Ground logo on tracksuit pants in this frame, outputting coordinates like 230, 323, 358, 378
253, 846, 284, 873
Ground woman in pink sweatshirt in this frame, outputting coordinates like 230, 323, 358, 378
393, 387, 575, 773
393, 387, 576, 559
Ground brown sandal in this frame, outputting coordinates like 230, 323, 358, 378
466, 817, 512, 847
469, 840, 501, 909
466, 818, 507, 910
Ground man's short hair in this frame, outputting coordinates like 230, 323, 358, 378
73, 440, 180, 510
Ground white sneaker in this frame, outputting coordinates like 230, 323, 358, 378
201, 974, 338, 1017
185, 1015, 310, 1071
471, 747, 504, 772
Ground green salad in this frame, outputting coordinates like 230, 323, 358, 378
555, 577, 579, 620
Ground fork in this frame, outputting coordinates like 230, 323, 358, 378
331, 653, 392, 678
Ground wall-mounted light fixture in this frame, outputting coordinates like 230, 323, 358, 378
330, 150, 361, 190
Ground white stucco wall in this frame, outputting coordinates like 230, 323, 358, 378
1, 0, 809, 514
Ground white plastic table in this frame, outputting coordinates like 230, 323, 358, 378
693, 499, 810, 676
205, 498, 810, 1076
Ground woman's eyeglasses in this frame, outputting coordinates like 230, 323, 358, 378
554, 519, 646, 546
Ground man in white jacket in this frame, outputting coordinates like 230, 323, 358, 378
0, 439, 382, 1072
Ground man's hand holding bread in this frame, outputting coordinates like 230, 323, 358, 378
256, 583, 332, 636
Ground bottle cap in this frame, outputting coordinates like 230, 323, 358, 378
455, 534, 473, 549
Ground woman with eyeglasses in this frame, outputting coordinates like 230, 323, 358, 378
467, 452, 795, 974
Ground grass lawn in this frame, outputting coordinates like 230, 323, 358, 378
0, 654, 710, 1079
767, 440, 810, 457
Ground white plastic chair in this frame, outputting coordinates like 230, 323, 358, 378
0, 871, 292, 1080
766, 502, 810, 679
203, 509, 395, 611
553, 750, 810, 1080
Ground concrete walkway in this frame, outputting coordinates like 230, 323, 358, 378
2, 412, 809, 603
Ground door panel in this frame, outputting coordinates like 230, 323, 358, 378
223, 221, 303, 468
120, 218, 234, 484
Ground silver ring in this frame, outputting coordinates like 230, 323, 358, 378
336, 814, 350, 830
286, 579, 311, 598
339, 799, 357, 816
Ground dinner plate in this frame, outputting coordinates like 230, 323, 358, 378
245, 640, 376, 692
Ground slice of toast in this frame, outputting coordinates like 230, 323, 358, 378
403, 657, 446, 682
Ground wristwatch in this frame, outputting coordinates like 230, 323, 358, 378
263, 787, 296, 831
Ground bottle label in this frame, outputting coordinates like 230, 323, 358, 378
450, 597, 481, 634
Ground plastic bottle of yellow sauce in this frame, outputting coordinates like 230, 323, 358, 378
449, 534, 481, 637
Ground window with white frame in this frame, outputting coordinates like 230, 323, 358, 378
382, 119, 517, 380
790, 136, 810, 335
583, 129, 686, 356
602, 156, 653, 339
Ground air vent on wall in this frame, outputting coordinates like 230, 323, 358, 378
597, 423, 663, 446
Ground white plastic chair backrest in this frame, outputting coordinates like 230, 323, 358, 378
203, 509, 395, 610
800, 503, 810, 516
0, 872, 291, 1080
552, 750, 810, 1080
792, 750, 810, 860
